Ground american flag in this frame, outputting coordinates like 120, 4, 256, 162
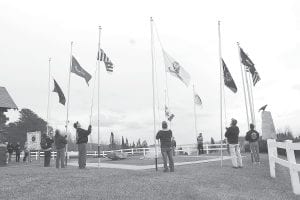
97, 49, 114, 73
240, 47, 261, 86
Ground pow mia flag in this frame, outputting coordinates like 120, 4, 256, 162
222, 59, 237, 93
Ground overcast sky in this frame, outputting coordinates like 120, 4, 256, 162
1, 0, 300, 145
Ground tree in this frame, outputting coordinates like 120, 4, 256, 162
125, 138, 129, 149
109, 132, 116, 150
132, 142, 135, 148
142, 140, 148, 148
0, 109, 9, 142
5, 108, 48, 145
121, 136, 125, 149
136, 138, 141, 148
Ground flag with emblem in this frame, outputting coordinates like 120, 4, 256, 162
163, 50, 191, 87
165, 105, 175, 121
222, 59, 237, 93
97, 49, 114, 73
240, 47, 261, 86
53, 79, 66, 105
71, 56, 92, 85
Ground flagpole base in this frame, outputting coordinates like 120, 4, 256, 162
155, 157, 158, 171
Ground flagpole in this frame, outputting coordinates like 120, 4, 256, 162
237, 43, 250, 128
97, 26, 102, 168
46, 58, 51, 136
89, 64, 98, 151
151, 17, 158, 171
244, 65, 254, 125
218, 21, 224, 167
65, 41, 73, 167
192, 84, 198, 143
248, 73, 256, 125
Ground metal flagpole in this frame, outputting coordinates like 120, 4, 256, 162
97, 26, 102, 168
237, 43, 250, 128
65, 41, 73, 167
248, 72, 256, 125
192, 85, 198, 142
89, 64, 98, 151
244, 65, 254, 125
218, 21, 224, 167
46, 58, 51, 136
150, 17, 158, 171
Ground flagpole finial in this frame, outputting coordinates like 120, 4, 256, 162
150, 17, 153, 21
218, 20, 220, 25
99, 26, 101, 30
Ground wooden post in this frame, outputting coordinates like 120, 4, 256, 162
206, 144, 209, 154
286, 140, 300, 194
267, 139, 277, 178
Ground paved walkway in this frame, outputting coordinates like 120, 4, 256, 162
68, 156, 232, 170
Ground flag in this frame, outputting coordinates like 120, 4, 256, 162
163, 50, 191, 87
52, 79, 66, 105
240, 47, 261, 86
71, 56, 92, 85
194, 94, 202, 106
165, 105, 175, 121
222, 59, 237, 93
97, 49, 114, 73
168, 114, 175, 122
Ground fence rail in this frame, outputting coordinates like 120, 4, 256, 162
267, 139, 300, 195
29, 143, 228, 159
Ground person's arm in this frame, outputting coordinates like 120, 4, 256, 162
156, 131, 160, 140
245, 131, 250, 141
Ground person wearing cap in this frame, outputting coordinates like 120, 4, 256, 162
156, 121, 174, 172
54, 129, 67, 168
74, 122, 92, 169
225, 118, 243, 168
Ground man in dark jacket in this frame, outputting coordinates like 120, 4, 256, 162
156, 121, 174, 172
7, 143, 14, 162
225, 118, 243, 168
245, 123, 260, 163
14, 142, 21, 162
41, 132, 54, 167
54, 130, 67, 168
74, 122, 91, 169
197, 133, 204, 155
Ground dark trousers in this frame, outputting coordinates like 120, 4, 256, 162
23, 152, 29, 162
78, 143, 87, 169
44, 151, 51, 167
161, 147, 174, 171
56, 148, 65, 168
198, 144, 204, 155
16, 153, 20, 162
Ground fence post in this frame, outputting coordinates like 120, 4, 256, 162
131, 148, 134, 155
285, 140, 300, 194
267, 139, 277, 178
206, 144, 209, 154
35, 151, 38, 160
143, 148, 146, 156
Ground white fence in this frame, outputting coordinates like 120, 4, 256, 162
267, 139, 300, 195
29, 143, 228, 160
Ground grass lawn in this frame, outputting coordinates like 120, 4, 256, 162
0, 153, 299, 200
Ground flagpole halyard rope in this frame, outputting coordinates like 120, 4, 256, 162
46, 58, 51, 136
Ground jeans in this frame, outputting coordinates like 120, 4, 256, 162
56, 148, 65, 168
16, 153, 20, 162
250, 141, 260, 162
161, 147, 174, 171
78, 143, 87, 169
198, 144, 204, 155
229, 144, 243, 167
44, 151, 51, 167
8, 153, 12, 162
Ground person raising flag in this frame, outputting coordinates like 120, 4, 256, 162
74, 122, 92, 169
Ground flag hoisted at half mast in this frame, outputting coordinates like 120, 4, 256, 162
71, 56, 92, 85
97, 49, 114, 73
53, 79, 66, 105
194, 94, 202, 106
222, 59, 237, 93
239, 47, 261, 86
163, 50, 191, 87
